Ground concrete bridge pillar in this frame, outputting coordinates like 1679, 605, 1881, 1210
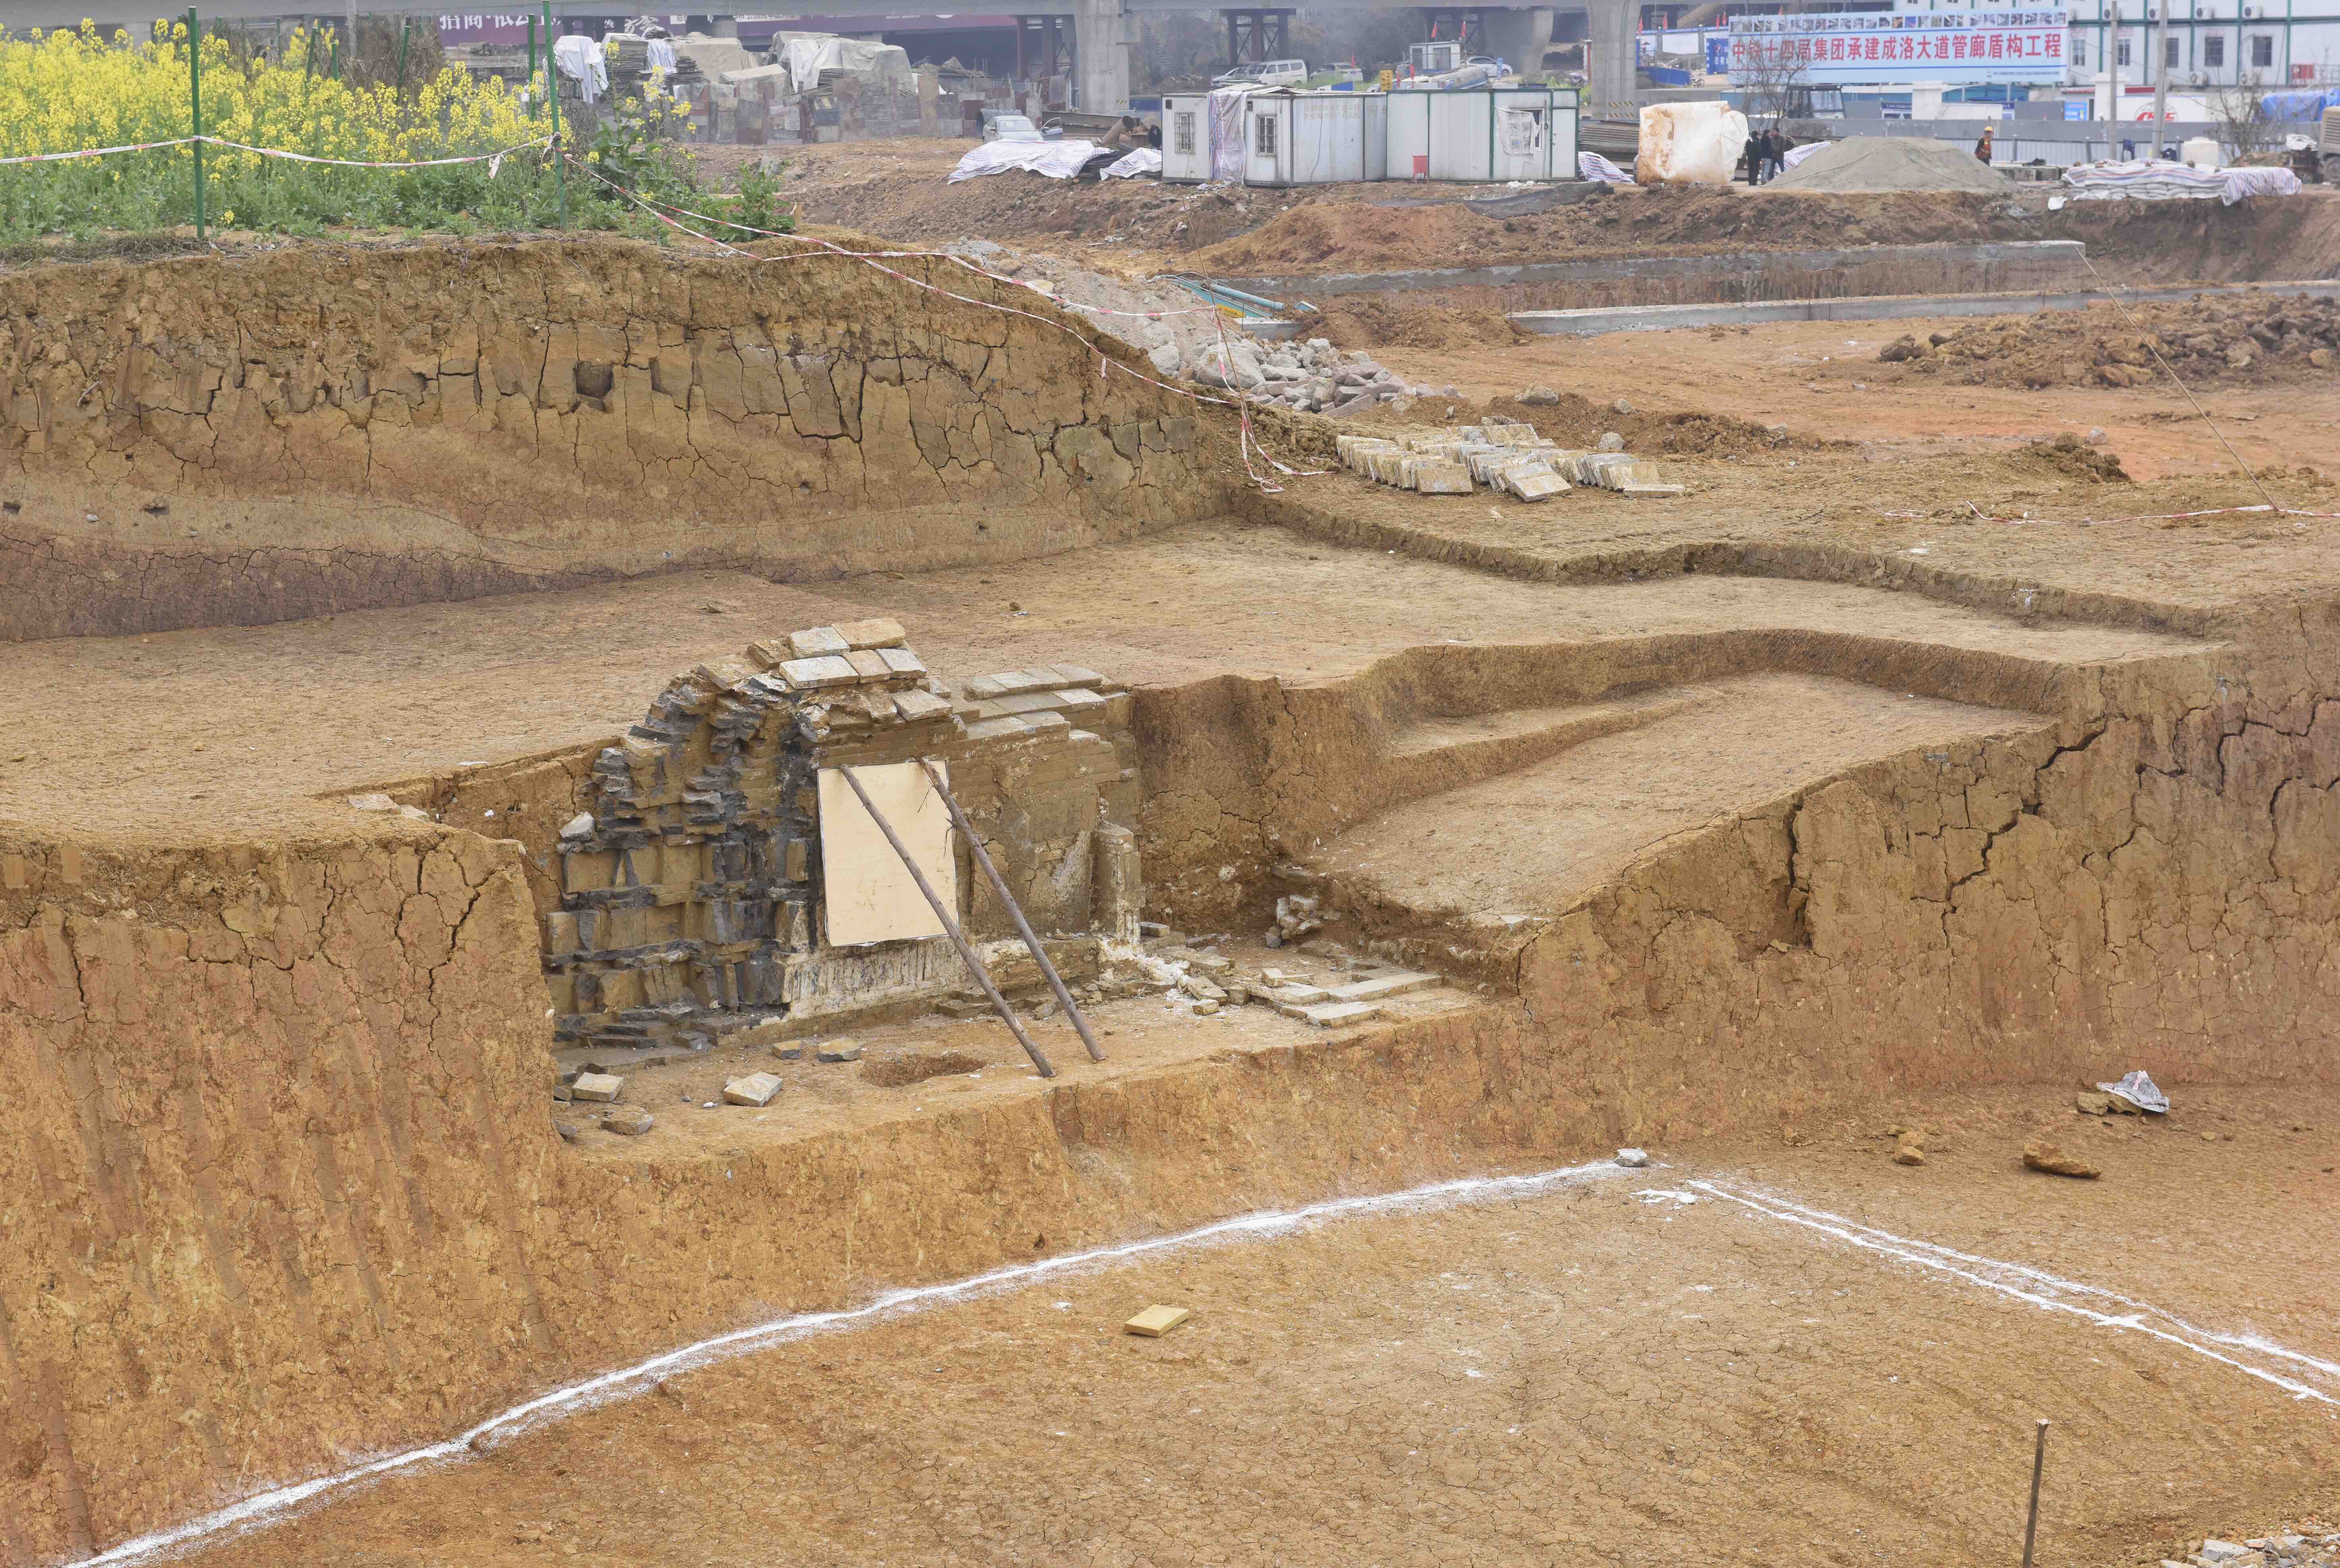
1474, 6, 1555, 74
1584, 0, 1638, 117
1073, 0, 1130, 110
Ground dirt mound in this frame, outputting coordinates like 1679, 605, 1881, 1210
1295, 294, 1528, 352
1877, 292, 2340, 389
1769, 136, 2010, 193
2014, 432, 2131, 483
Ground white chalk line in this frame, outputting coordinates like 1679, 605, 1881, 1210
67, 1156, 1633, 1568
1688, 1178, 2340, 1408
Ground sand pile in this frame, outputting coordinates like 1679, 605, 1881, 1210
1768, 135, 2009, 193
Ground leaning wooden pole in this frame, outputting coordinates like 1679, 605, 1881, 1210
919, 759, 1104, 1062
837, 766, 1055, 1079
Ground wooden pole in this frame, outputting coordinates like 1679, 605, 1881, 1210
837, 766, 1056, 1079
186, 7, 205, 242
2020, 1420, 2049, 1568
917, 759, 1104, 1062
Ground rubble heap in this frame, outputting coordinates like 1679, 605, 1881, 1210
1180, 334, 1454, 415
1335, 422, 1685, 499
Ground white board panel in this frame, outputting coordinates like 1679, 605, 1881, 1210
818, 761, 954, 947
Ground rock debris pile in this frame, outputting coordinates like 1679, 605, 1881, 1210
1337, 421, 1684, 499
1185, 334, 1452, 414
1878, 293, 2340, 388
2166, 1533, 2340, 1568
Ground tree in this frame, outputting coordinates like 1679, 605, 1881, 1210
2205, 72, 2282, 162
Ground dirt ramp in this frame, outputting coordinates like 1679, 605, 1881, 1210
0, 238, 1233, 642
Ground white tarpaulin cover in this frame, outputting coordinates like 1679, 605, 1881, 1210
948, 139, 1103, 182
1209, 87, 1249, 183
1101, 147, 1163, 179
551, 35, 608, 104
1781, 139, 1832, 169
780, 34, 912, 95
2062, 158, 2301, 205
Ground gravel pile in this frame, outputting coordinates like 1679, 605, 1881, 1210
1765, 135, 2010, 193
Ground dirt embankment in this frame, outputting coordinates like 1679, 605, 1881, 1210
766, 137, 2340, 285
1880, 291, 2340, 389
0, 237, 1237, 642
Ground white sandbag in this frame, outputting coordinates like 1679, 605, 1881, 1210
1634, 99, 1748, 186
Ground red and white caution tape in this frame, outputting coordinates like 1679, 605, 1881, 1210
0, 132, 551, 170
0, 135, 196, 166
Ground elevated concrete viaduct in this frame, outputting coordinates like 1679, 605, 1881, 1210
0, 0, 1636, 127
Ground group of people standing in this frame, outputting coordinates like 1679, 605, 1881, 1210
1741, 126, 1791, 184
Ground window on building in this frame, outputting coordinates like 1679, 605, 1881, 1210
2117, 37, 2132, 65
2165, 35, 2181, 66
1254, 115, 1276, 155
2204, 34, 2224, 67
1174, 111, 1195, 155
2071, 33, 2087, 66
2249, 33, 2274, 67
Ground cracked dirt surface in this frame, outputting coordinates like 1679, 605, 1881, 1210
169, 1085, 2340, 1568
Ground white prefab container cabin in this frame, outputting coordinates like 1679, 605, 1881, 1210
1238, 90, 1390, 186
1385, 86, 1580, 182
1161, 91, 1213, 183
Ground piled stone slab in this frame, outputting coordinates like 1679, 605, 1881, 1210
1335, 423, 1681, 500
547, 624, 1143, 1050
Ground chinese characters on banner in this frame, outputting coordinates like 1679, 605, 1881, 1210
435, 13, 543, 45
1727, 9, 2070, 85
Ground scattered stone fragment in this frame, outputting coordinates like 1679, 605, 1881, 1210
560, 811, 594, 838
1611, 398, 1634, 415
2075, 1091, 2114, 1115
1893, 1131, 1927, 1167
1597, 431, 1626, 452
601, 1106, 655, 1136
1614, 1147, 1650, 1168
570, 1072, 624, 1104
1178, 973, 1229, 1004
1516, 385, 1559, 406
1327, 971, 1437, 1003
2022, 1140, 2100, 1178
346, 792, 396, 812
1193, 999, 1220, 1016
815, 1039, 863, 1063
1124, 1303, 1191, 1337
554, 1120, 580, 1143
722, 1071, 783, 1106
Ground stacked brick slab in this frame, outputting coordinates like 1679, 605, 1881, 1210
545, 626, 1142, 1050
1336, 423, 1686, 500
